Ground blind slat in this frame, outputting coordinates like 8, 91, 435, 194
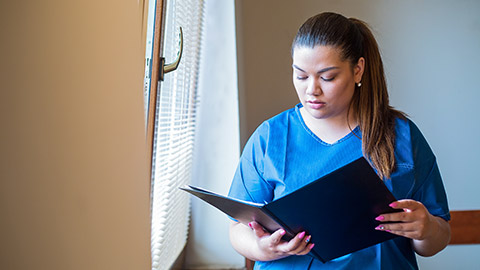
149, 1, 205, 270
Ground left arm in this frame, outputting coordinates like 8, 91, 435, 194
375, 199, 451, 257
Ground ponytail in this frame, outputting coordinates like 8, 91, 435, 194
349, 18, 405, 179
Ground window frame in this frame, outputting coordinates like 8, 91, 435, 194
146, 0, 165, 178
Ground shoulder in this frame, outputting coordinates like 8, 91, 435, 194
393, 116, 416, 140
390, 117, 435, 197
242, 105, 298, 156
238, 106, 297, 178
392, 117, 438, 188
248, 105, 298, 143
394, 117, 427, 141
260, 105, 297, 130
394, 117, 435, 162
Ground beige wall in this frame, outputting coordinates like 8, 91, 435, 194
235, 1, 315, 146
0, 1, 151, 269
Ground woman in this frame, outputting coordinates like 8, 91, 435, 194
228, 12, 450, 269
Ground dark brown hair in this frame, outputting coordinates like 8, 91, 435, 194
292, 12, 405, 179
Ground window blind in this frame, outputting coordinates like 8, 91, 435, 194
150, 0, 205, 269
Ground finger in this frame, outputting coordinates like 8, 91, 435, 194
297, 243, 315, 256
375, 222, 416, 233
290, 234, 312, 254
291, 233, 312, 255
376, 211, 413, 222
378, 220, 429, 241
389, 199, 421, 212
269, 228, 287, 245
283, 231, 307, 253
294, 235, 315, 256
248, 221, 269, 238
384, 229, 424, 240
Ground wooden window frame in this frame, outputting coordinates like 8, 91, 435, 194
146, 0, 165, 177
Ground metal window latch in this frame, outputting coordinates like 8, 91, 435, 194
159, 27, 183, 81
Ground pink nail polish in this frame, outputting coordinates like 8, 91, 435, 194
375, 216, 385, 221
309, 243, 315, 249
280, 229, 286, 236
375, 226, 385, 230
305, 235, 311, 243
389, 202, 397, 208
248, 222, 253, 229
298, 231, 306, 239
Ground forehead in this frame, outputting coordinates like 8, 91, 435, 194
292, 45, 345, 67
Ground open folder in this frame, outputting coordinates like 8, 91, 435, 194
180, 157, 401, 262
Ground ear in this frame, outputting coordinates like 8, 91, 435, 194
354, 57, 365, 84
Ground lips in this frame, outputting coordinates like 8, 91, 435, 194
306, 100, 325, 110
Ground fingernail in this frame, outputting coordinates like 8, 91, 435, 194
248, 222, 253, 229
309, 243, 315, 249
386, 230, 392, 232
375, 216, 385, 221
389, 202, 397, 208
375, 226, 385, 230
298, 231, 305, 239
280, 229, 286, 236
305, 235, 311, 243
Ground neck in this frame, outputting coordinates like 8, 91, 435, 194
299, 107, 357, 144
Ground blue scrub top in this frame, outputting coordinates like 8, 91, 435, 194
228, 104, 450, 270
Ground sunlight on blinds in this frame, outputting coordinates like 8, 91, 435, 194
150, 0, 205, 269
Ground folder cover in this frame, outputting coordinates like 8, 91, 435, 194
180, 157, 401, 262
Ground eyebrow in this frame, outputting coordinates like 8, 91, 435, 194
292, 64, 339, 74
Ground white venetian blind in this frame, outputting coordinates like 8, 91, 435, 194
150, 0, 205, 269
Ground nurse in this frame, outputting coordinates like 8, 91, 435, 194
228, 12, 450, 269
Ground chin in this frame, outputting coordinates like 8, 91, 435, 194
306, 110, 326, 120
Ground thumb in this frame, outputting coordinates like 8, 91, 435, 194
249, 221, 268, 238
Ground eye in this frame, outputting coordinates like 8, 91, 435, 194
296, 76, 308, 81
321, 76, 335, 82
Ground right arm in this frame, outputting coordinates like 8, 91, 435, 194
229, 220, 314, 262
228, 122, 314, 261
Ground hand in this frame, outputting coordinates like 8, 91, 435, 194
374, 199, 437, 240
248, 221, 315, 261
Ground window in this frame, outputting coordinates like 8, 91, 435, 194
144, 0, 205, 269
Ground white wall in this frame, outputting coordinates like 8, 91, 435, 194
234, 0, 480, 269
185, 0, 244, 268
0, 1, 151, 270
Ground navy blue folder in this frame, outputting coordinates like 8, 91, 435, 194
181, 157, 401, 262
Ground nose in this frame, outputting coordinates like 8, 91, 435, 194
306, 78, 322, 96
